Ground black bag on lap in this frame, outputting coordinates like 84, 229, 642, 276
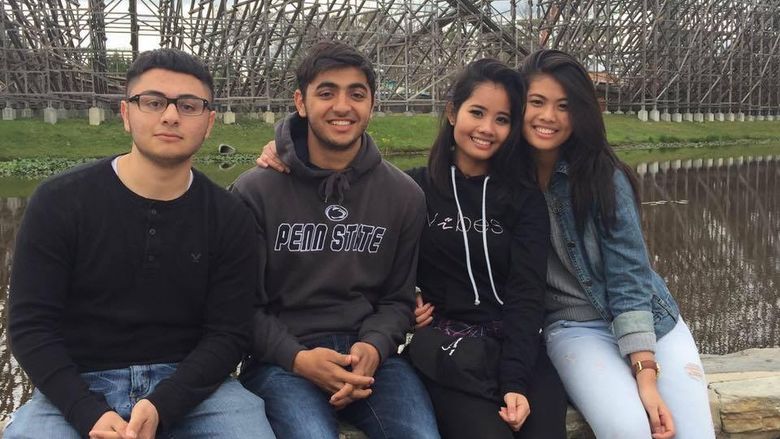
405, 326, 502, 402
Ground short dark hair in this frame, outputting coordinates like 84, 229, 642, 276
126, 48, 214, 99
295, 41, 376, 100
428, 58, 532, 195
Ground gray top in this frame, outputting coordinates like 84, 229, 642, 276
543, 193, 656, 355
544, 198, 601, 325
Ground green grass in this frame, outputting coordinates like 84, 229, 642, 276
0, 118, 276, 160
1, 144, 777, 197
0, 114, 778, 192
0, 114, 436, 160
0, 119, 130, 160
208, 120, 276, 156
2, 114, 779, 160
605, 115, 780, 145
617, 142, 780, 166
367, 114, 440, 152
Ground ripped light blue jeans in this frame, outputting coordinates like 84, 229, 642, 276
4, 363, 276, 439
544, 318, 715, 439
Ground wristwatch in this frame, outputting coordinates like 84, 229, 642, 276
632, 360, 661, 378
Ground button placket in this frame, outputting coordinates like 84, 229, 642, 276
143, 204, 161, 268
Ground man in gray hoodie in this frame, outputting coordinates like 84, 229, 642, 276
231, 42, 439, 438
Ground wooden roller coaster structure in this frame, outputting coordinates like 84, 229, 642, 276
1, 0, 778, 115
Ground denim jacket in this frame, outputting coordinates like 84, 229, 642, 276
545, 160, 680, 352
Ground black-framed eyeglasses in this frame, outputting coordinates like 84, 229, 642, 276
127, 93, 211, 116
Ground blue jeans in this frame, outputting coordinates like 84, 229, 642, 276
241, 334, 440, 439
544, 318, 715, 438
5, 363, 276, 439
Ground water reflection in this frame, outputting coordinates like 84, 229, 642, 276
638, 156, 779, 356
1, 197, 33, 422
0, 157, 778, 419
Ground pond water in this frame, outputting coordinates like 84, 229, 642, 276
637, 156, 778, 355
0, 155, 778, 419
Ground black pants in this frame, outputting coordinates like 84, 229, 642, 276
423, 350, 568, 439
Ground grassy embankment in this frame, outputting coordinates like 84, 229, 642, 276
0, 114, 778, 194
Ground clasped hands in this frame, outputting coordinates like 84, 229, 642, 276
89, 399, 159, 439
293, 341, 380, 409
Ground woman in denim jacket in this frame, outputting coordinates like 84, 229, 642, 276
512, 49, 715, 438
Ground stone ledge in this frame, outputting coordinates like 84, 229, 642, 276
2, 349, 776, 439
338, 348, 780, 439
705, 349, 780, 439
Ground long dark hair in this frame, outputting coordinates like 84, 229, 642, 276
519, 49, 640, 233
428, 58, 535, 196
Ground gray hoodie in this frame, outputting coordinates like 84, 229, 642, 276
231, 113, 426, 370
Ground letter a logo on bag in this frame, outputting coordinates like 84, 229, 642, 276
441, 337, 463, 356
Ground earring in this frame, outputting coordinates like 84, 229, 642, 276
450, 144, 455, 152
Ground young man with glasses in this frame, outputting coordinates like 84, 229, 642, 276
6, 49, 275, 439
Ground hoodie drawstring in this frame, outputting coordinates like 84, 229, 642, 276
319, 171, 352, 204
450, 166, 503, 306
481, 175, 502, 305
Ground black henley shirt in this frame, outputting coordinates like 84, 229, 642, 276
8, 157, 258, 436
